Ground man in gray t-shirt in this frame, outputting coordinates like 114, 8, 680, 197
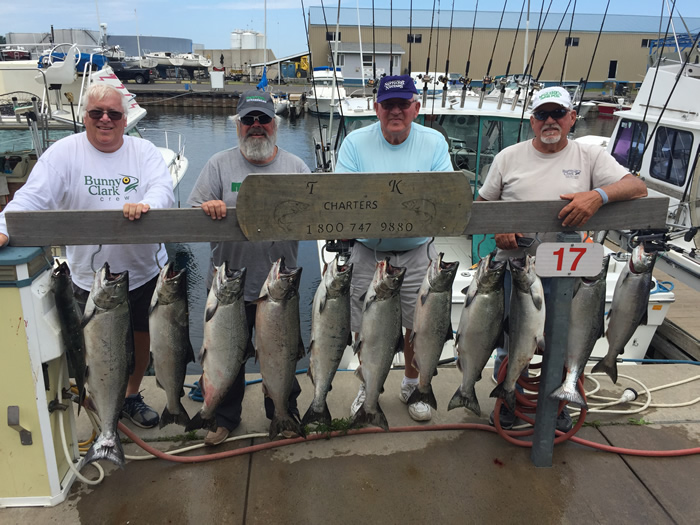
187, 90, 310, 445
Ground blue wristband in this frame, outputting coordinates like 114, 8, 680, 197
594, 188, 608, 205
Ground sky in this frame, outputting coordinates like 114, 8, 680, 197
2, 1, 700, 57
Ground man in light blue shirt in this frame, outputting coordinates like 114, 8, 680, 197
336, 74, 453, 422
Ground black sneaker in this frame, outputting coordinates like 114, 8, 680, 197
556, 406, 573, 433
489, 404, 517, 430
122, 393, 159, 429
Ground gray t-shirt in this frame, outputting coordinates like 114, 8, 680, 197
479, 139, 629, 259
187, 146, 311, 300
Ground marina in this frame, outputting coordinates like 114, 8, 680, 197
1, 2, 700, 521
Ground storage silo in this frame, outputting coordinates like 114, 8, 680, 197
241, 32, 257, 50
256, 33, 265, 50
230, 30, 243, 50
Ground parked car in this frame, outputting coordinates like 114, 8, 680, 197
110, 62, 155, 84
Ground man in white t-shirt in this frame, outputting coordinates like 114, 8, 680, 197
478, 86, 647, 429
0, 84, 176, 429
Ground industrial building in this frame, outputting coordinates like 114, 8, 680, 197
307, 7, 700, 87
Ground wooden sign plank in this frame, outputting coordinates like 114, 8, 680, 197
4, 196, 669, 246
235, 171, 473, 241
464, 197, 669, 234
5, 208, 247, 246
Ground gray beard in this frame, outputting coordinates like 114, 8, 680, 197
239, 130, 277, 161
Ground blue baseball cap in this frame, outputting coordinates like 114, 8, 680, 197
376, 75, 418, 103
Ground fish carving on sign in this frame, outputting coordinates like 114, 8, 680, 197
401, 199, 436, 223
274, 200, 310, 231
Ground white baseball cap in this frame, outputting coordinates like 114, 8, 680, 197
531, 86, 573, 111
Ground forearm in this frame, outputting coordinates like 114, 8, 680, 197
599, 173, 647, 203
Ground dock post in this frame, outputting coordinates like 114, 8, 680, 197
530, 231, 580, 467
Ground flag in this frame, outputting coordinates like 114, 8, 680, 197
257, 67, 268, 90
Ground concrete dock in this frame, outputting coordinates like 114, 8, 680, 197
2, 363, 698, 524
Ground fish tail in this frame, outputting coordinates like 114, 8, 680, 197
269, 413, 306, 440
591, 355, 618, 384
447, 386, 481, 416
83, 434, 125, 469
159, 403, 191, 429
351, 403, 389, 431
184, 410, 216, 432
406, 385, 438, 410
549, 384, 588, 409
301, 402, 332, 427
490, 382, 516, 412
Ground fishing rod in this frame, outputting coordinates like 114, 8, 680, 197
430, 0, 442, 109
559, 0, 576, 85
480, 0, 508, 110
408, 0, 414, 75
573, 0, 611, 124
533, 0, 572, 82
300, 0, 328, 171
516, 0, 553, 142
440, 0, 456, 109
504, 0, 527, 79
422, 0, 438, 103
460, 0, 479, 108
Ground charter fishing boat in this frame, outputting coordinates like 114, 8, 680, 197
0, 44, 189, 207
579, 56, 700, 292
307, 67, 348, 115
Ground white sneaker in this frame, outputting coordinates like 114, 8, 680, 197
350, 383, 366, 417
399, 381, 432, 422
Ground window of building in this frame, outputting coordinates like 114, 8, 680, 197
565, 37, 579, 47
326, 31, 340, 41
407, 34, 422, 44
650, 127, 694, 187
362, 54, 373, 67
611, 119, 648, 170
608, 60, 618, 79
335, 54, 344, 67
392, 55, 400, 68
642, 39, 650, 47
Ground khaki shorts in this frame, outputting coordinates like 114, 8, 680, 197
348, 241, 437, 333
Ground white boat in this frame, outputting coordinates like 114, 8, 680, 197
176, 53, 212, 68
145, 52, 185, 67
314, 80, 674, 370
578, 57, 700, 292
0, 45, 188, 201
308, 67, 348, 115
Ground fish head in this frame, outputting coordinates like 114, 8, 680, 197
475, 251, 507, 291
50, 261, 72, 293
214, 262, 246, 303
372, 258, 406, 299
265, 257, 303, 300
629, 244, 655, 274
508, 254, 538, 291
323, 254, 353, 298
155, 261, 187, 305
426, 252, 459, 292
91, 262, 129, 309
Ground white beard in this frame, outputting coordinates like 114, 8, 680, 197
239, 128, 277, 161
540, 124, 562, 144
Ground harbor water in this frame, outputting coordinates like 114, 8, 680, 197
138, 106, 618, 374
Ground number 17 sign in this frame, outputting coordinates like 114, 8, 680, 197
535, 243, 605, 277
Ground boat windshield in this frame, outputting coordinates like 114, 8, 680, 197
649, 127, 694, 187
611, 119, 648, 171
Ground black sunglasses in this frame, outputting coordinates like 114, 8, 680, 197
240, 114, 273, 126
379, 99, 414, 111
87, 109, 124, 121
533, 108, 569, 121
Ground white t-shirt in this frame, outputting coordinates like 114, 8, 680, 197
479, 139, 630, 257
0, 133, 175, 290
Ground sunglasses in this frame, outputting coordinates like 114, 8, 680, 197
87, 109, 124, 121
533, 108, 569, 121
240, 114, 273, 126
379, 100, 414, 111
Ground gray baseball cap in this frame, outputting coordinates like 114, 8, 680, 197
237, 90, 275, 118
